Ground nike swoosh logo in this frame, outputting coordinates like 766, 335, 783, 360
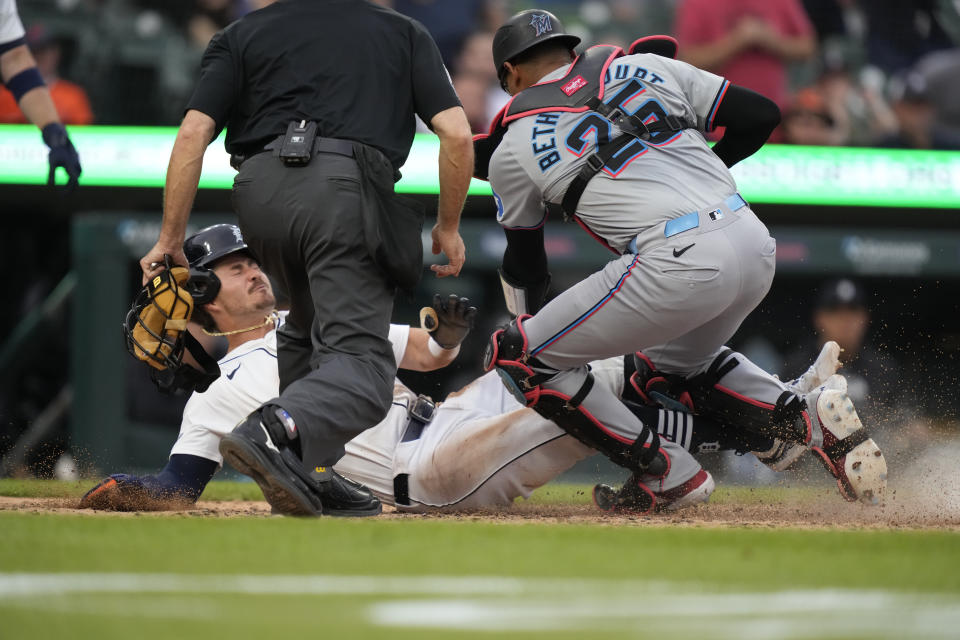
226, 364, 241, 380
673, 243, 696, 258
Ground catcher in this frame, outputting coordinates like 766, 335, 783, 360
82, 225, 884, 513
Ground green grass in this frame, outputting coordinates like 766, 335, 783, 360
0, 478, 822, 505
1, 480, 958, 639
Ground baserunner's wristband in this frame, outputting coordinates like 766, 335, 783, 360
428, 337, 460, 358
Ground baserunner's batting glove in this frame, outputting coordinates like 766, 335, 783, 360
42, 122, 82, 193
420, 293, 477, 349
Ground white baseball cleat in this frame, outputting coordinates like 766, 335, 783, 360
807, 375, 887, 505
787, 340, 842, 394
751, 438, 807, 472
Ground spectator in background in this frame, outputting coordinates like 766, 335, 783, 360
782, 278, 929, 467
914, 49, 960, 142
800, 0, 858, 45
392, 0, 492, 69
781, 86, 842, 145
783, 279, 896, 428
880, 71, 960, 150
674, 0, 817, 125
186, 0, 237, 50
453, 71, 492, 134
815, 45, 897, 147
860, 0, 956, 76
0, 24, 93, 125
452, 30, 509, 133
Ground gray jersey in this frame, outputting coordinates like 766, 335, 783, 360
490, 53, 736, 252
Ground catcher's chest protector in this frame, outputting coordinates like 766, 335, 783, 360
474, 46, 623, 179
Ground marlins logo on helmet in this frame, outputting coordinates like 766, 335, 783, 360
530, 13, 553, 36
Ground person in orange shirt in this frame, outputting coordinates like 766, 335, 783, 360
0, 24, 92, 125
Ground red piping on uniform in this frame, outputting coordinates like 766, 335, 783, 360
714, 384, 776, 410
802, 410, 813, 444
538, 389, 632, 444
658, 468, 708, 501
572, 215, 619, 255
634, 351, 655, 370
706, 80, 730, 132
629, 372, 651, 404
536, 389, 673, 481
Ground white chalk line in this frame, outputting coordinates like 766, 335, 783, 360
1, 573, 958, 638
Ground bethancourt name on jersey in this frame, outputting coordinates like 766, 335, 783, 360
531, 61, 669, 172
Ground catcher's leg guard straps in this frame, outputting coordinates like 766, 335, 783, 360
625, 351, 695, 411
484, 319, 666, 476
533, 374, 667, 477
483, 315, 555, 405
684, 350, 812, 444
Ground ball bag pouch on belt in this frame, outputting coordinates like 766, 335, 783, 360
353, 142, 425, 294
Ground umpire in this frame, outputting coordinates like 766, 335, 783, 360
140, 0, 474, 516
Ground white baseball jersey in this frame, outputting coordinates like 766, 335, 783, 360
171, 314, 629, 509
490, 52, 736, 252
0, 0, 25, 46
332, 360, 637, 510
171, 314, 409, 465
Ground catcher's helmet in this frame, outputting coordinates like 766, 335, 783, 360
183, 224, 256, 305
493, 10, 580, 89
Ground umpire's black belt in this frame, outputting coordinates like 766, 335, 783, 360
230, 136, 354, 170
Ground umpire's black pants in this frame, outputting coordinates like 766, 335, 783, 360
232, 149, 396, 468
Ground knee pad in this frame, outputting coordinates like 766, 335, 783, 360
535, 377, 669, 478
483, 314, 552, 405
483, 318, 668, 477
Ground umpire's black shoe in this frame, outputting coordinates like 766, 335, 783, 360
308, 464, 382, 517
220, 410, 324, 516
220, 407, 382, 517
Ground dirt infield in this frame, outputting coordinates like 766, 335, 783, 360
3, 489, 959, 530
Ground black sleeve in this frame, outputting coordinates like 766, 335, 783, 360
501, 227, 548, 285
709, 84, 781, 168
409, 19, 461, 127
184, 29, 237, 138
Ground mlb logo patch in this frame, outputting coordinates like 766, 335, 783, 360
708, 208, 724, 221
562, 76, 587, 96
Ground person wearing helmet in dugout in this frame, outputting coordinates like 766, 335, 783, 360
475, 10, 887, 512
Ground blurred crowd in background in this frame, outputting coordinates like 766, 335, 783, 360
4, 0, 960, 149
2, 0, 960, 481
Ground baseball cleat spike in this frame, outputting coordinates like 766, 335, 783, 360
809, 383, 887, 505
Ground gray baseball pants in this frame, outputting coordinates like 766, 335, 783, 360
523, 201, 779, 490
232, 150, 397, 468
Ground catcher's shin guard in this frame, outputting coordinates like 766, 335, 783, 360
483, 318, 668, 477
678, 349, 814, 445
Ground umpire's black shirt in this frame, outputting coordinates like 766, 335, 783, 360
186, 0, 460, 170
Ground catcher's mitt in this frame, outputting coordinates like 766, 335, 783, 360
124, 256, 220, 394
